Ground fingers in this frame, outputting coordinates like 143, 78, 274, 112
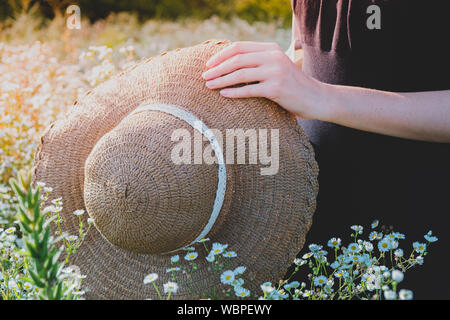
220, 83, 268, 99
205, 67, 269, 90
206, 41, 281, 68
202, 51, 266, 81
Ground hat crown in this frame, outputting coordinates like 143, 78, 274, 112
83, 110, 222, 254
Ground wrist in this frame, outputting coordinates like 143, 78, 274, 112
314, 81, 341, 122
298, 74, 339, 122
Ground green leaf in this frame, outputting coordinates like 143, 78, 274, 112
49, 263, 59, 280
52, 248, 63, 264
33, 187, 40, 206
26, 188, 33, 209
25, 241, 39, 258
19, 221, 32, 234
9, 179, 25, 199
41, 227, 50, 256
33, 201, 41, 223
19, 208, 32, 225
34, 259, 45, 276
43, 215, 58, 229
29, 269, 46, 288
55, 282, 63, 300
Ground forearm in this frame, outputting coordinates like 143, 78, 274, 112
203, 39, 450, 143
315, 82, 450, 143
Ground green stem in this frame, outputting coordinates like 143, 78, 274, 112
152, 282, 162, 300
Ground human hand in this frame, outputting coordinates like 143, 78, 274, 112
202, 41, 327, 120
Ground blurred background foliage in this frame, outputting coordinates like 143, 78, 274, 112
0, 0, 292, 25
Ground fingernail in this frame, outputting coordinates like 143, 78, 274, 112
202, 71, 209, 79
205, 81, 212, 88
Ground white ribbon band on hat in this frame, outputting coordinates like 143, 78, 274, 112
128, 103, 227, 253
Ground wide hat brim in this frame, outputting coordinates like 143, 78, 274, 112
33, 40, 319, 299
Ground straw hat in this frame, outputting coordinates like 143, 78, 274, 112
32, 40, 319, 300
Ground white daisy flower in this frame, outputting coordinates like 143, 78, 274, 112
351, 225, 364, 234
233, 266, 246, 275
163, 281, 178, 294
223, 251, 237, 258
51, 197, 63, 205
394, 248, 404, 258
211, 243, 228, 255
384, 290, 397, 300
399, 289, 413, 300
302, 252, 313, 259
23, 282, 33, 291
73, 209, 85, 216
73, 290, 86, 296
294, 258, 307, 266
143, 273, 158, 284
260, 282, 274, 293
42, 205, 57, 214
391, 270, 404, 283
184, 252, 198, 261
364, 241, 374, 252
5, 227, 16, 235
65, 235, 79, 242
8, 280, 18, 291
220, 270, 235, 285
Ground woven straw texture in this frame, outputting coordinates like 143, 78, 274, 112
32, 40, 319, 300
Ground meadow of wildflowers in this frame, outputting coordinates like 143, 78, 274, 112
143, 222, 437, 300
0, 12, 437, 300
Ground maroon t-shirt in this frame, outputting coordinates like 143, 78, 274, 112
290, 0, 450, 299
